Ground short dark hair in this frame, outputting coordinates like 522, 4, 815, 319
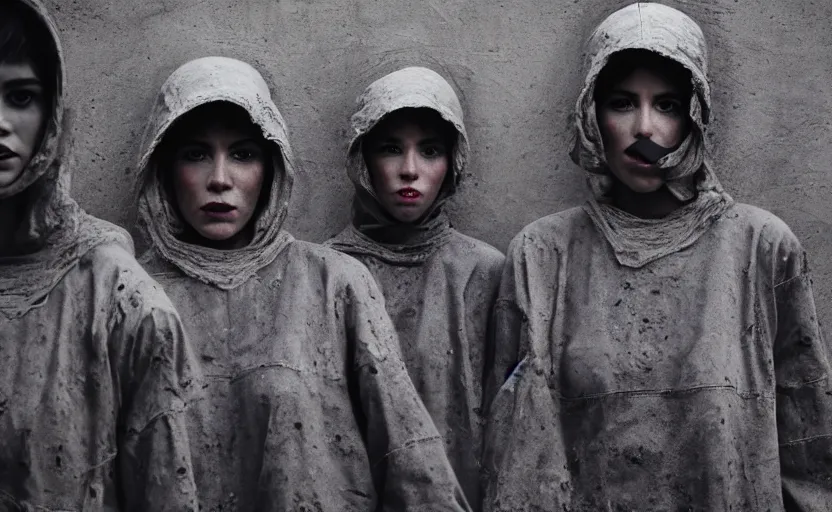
363, 107, 458, 156
593, 49, 692, 105
0, 2, 58, 100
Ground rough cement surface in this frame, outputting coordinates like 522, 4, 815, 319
45, 0, 832, 324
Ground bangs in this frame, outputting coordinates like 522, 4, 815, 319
0, 2, 57, 87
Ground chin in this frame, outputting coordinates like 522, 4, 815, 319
621, 177, 665, 194
197, 226, 240, 242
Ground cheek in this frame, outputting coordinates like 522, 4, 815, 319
599, 113, 629, 152
15, 107, 47, 153
366, 157, 396, 191
172, 164, 204, 208
659, 116, 687, 146
238, 164, 266, 206
424, 158, 449, 196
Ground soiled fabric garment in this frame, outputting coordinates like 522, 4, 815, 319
482, 3, 832, 511
483, 206, 832, 511
326, 67, 505, 509
0, 1, 201, 510
137, 57, 470, 511
571, 2, 734, 268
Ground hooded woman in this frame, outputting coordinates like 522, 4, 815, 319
482, 3, 832, 511
135, 56, 471, 511
0, 0, 201, 509
326, 66, 505, 508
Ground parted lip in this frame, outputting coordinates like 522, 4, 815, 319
0, 143, 17, 160
397, 187, 422, 198
201, 202, 236, 212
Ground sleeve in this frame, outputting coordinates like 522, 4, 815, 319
344, 269, 472, 512
110, 279, 203, 511
480, 232, 569, 512
769, 231, 832, 511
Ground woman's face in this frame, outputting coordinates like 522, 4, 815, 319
363, 110, 450, 223
171, 118, 267, 249
597, 67, 689, 194
0, 61, 47, 189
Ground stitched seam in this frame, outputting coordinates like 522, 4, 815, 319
780, 432, 832, 447
554, 383, 774, 402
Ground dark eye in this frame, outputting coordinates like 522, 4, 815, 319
606, 97, 633, 111
422, 145, 446, 158
378, 144, 401, 155
180, 148, 207, 162
656, 99, 683, 115
6, 90, 35, 108
231, 148, 258, 162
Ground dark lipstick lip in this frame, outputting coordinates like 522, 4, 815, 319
201, 202, 236, 212
397, 187, 422, 198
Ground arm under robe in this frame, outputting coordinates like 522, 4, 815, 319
345, 271, 471, 512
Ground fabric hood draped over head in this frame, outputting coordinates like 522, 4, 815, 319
330, 66, 469, 264
135, 56, 295, 288
571, 2, 734, 268
0, 0, 131, 318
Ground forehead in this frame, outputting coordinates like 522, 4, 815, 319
0, 61, 38, 81
372, 109, 445, 138
612, 67, 682, 94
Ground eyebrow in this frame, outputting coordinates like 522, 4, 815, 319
180, 137, 259, 145
376, 135, 445, 145
4, 78, 42, 88
609, 88, 682, 99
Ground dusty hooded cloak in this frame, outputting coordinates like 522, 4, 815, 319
136, 57, 471, 511
326, 66, 505, 508
0, 0, 201, 509
482, 3, 832, 511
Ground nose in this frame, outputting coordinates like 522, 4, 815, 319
207, 155, 233, 193
399, 148, 418, 182
634, 104, 654, 139
0, 105, 12, 136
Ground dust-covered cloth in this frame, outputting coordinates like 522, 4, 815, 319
482, 3, 832, 511
136, 57, 471, 512
0, 1, 201, 510
326, 66, 505, 509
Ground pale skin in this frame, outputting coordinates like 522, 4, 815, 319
0, 61, 48, 253
597, 67, 690, 219
171, 119, 266, 250
364, 110, 450, 223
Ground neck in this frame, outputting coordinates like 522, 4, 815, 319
610, 181, 688, 219
0, 196, 30, 256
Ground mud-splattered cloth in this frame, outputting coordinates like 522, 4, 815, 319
326, 67, 504, 509
137, 57, 471, 511
482, 3, 832, 511
0, 1, 201, 510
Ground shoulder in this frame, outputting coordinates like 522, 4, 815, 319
284, 239, 377, 283
724, 203, 801, 248
507, 206, 591, 255
81, 242, 178, 319
446, 230, 505, 269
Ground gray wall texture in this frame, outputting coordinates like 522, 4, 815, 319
48, 0, 832, 323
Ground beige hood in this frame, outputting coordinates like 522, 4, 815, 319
135, 56, 296, 289
0, 0, 131, 318
328, 66, 469, 264
572, 2, 734, 268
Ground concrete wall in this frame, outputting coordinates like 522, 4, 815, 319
48, 0, 832, 323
